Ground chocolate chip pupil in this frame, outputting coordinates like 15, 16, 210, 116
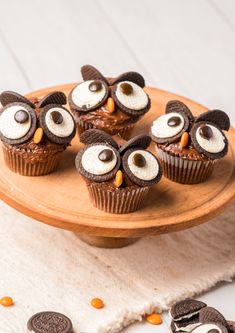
89, 80, 102, 92
207, 329, 220, 333
14, 110, 29, 124
133, 153, 146, 167
120, 82, 133, 95
167, 116, 181, 127
199, 125, 213, 140
51, 111, 63, 124
98, 149, 114, 162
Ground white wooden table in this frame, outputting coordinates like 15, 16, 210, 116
0, 0, 234, 331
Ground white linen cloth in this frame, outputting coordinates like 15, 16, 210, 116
0, 201, 234, 333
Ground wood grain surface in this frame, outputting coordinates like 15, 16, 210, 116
0, 84, 234, 239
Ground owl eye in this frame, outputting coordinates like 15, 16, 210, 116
191, 122, 228, 159
123, 149, 162, 186
39, 106, 75, 144
76, 144, 121, 182
112, 81, 149, 115
151, 112, 188, 143
70, 80, 108, 111
0, 103, 36, 144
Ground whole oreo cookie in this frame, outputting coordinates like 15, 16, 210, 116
166, 100, 194, 122
199, 307, 230, 331
119, 134, 152, 155
80, 129, 119, 150
27, 311, 73, 333
195, 110, 230, 131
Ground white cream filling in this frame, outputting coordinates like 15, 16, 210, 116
45, 107, 74, 138
0, 105, 31, 139
127, 150, 159, 181
196, 124, 225, 153
115, 81, 148, 110
82, 145, 117, 175
71, 80, 107, 109
151, 112, 185, 139
192, 323, 222, 333
170, 309, 200, 322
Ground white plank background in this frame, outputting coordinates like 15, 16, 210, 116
0, 0, 235, 332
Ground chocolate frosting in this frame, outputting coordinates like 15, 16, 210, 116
84, 169, 139, 191
71, 106, 140, 136
158, 141, 210, 161
3, 139, 67, 164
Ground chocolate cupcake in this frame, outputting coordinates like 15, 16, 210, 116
75, 129, 162, 214
0, 91, 76, 176
68, 65, 151, 139
150, 100, 230, 184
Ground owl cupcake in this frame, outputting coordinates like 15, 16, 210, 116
75, 129, 162, 213
151, 100, 230, 184
0, 91, 76, 176
68, 65, 151, 139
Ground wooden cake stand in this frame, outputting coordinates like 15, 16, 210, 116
0, 84, 235, 248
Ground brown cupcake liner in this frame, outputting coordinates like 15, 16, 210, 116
76, 117, 134, 140
86, 181, 149, 214
156, 147, 216, 184
2, 145, 62, 176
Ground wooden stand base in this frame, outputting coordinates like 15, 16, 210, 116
77, 234, 139, 248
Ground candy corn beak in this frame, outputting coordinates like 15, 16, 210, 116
180, 132, 189, 148
115, 170, 123, 187
106, 97, 115, 113
33, 127, 44, 144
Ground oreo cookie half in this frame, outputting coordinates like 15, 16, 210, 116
80, 129, 119, 150
111, 71, 145, 88
170, 299, 207, 321
166, 100, 194, 122
27, 311, 73, 333
195, 110, 230, 131
199, 307, 230, 331
0, 91, 35, 108
38, 91, 67, 108
81, 64, 108, 84
119, 134, 152, 155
